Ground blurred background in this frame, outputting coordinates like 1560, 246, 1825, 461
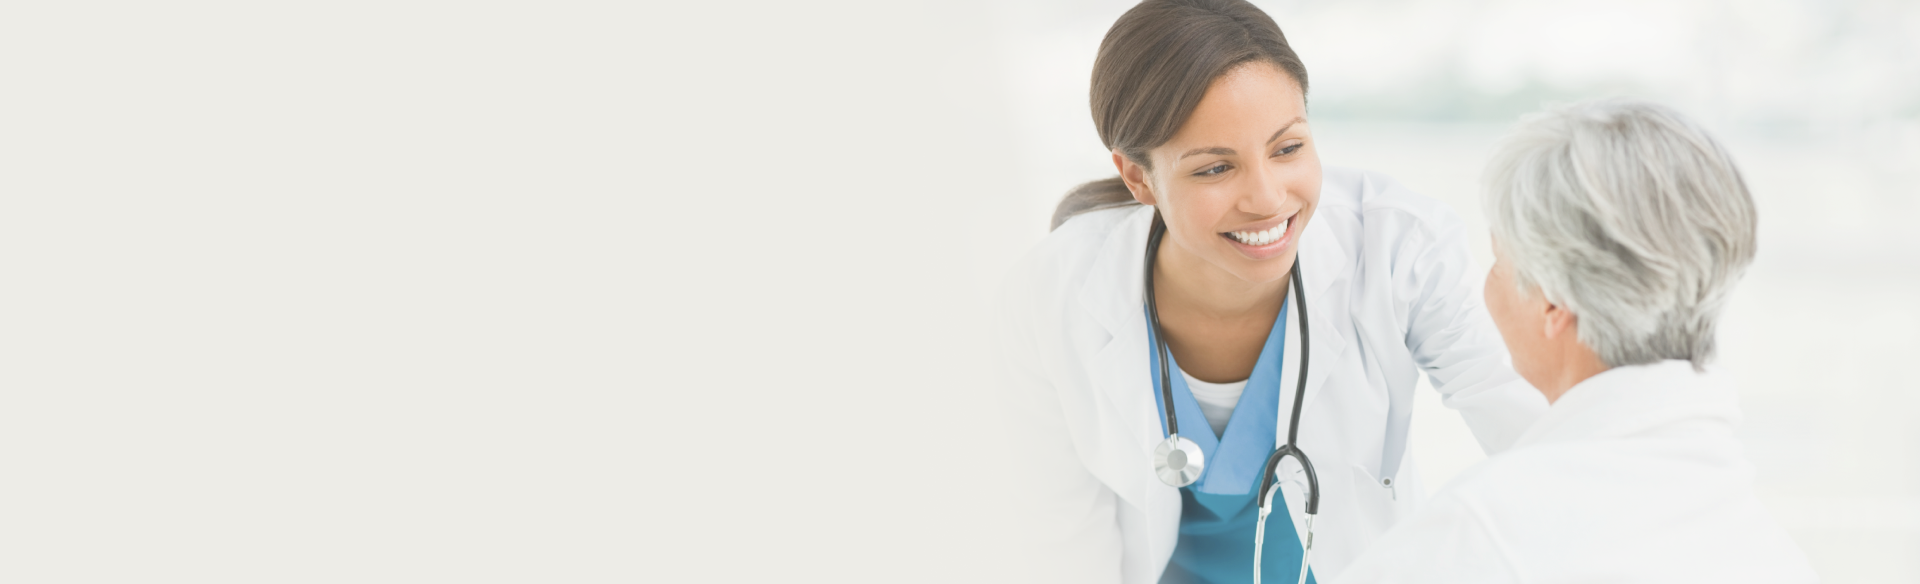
1, 0, 1912, 582
988, 0, 1920, 582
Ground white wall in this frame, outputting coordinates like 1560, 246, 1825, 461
2, 1, 1025, 581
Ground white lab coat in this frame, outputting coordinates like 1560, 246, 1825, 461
992, 167, 1548, 584
1335, 360, 1817, 584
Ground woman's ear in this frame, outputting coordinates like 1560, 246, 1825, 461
1113, 151, 1155, 206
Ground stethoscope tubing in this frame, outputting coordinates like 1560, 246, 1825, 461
1257, 261, 1318, 515
1143, 215, 1182, 438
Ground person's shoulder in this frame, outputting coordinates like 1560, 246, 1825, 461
1431, 440, 1682, 544
1048, 203, 1145, 252
1418, 446, 1596, 533
996, 204, 1148, 321
1427, 440, 1817, 583
1317, 166, 1474, 275
1322, 166, 1453, 216
1449, 443, 1590, 489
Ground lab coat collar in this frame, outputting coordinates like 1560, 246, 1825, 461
1511, 360, 1743, 449
1075, 205, 1351, 506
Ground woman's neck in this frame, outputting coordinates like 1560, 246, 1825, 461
1150, 231, 1288, 383
1154, 235, 1287, 320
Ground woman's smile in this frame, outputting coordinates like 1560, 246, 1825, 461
1220, 212, 1297, 260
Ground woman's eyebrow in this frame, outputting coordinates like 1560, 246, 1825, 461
1267, 117, 1306, 144
1175, 118, 1310, 162
1177, 147, 1236, 161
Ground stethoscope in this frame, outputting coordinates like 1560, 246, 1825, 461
1144, 213, 1320, 584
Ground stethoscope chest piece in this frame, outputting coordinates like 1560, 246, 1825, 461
1153, 434, 1205, 487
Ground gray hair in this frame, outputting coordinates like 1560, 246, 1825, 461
1482, 99, 1756, 369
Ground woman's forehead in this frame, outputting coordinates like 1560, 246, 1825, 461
1161, 63, 1307, 154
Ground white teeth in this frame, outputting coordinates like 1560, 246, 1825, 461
1229, 218, 1290, 246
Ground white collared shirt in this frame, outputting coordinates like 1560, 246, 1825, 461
1335, 361, 1817, 583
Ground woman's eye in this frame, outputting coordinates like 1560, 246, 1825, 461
1197, 164, 1230, 176
1275, 144, 1302, 156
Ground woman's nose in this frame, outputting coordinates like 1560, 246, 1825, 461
1240, 164, 1287, 215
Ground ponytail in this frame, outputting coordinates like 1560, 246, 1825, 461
1050, 176, 1141, 231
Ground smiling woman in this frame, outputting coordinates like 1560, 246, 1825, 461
994, 1, 1550, 583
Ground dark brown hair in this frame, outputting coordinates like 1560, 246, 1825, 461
1050, 0, 1310, 230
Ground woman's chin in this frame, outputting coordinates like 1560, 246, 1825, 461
1219, 250, 1299, 285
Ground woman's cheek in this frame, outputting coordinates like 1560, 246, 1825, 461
1297, 167, 1323, 206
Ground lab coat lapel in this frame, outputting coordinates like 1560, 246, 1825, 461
1280, 216, 1350, 436
1075, 207, 1183, 569
1083, 325, 1162, 507
1075, 207, 1163, 508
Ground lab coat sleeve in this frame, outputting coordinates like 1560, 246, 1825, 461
1333, 493, 1521, 584
1390, 203, 1547, 454
991, 279, 1124, 584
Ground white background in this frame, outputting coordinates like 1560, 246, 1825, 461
0, 1, 1912, 582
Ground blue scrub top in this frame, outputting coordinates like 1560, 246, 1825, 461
1147, 299, 1316, 584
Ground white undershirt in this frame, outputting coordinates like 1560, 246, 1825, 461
1179, 369, 1248, 438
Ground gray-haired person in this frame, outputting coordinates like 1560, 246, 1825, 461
1337, 99, 1817, 583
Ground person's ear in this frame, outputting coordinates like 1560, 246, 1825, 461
1542, 300, 1577, 341
1113, 151, 1156, 206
